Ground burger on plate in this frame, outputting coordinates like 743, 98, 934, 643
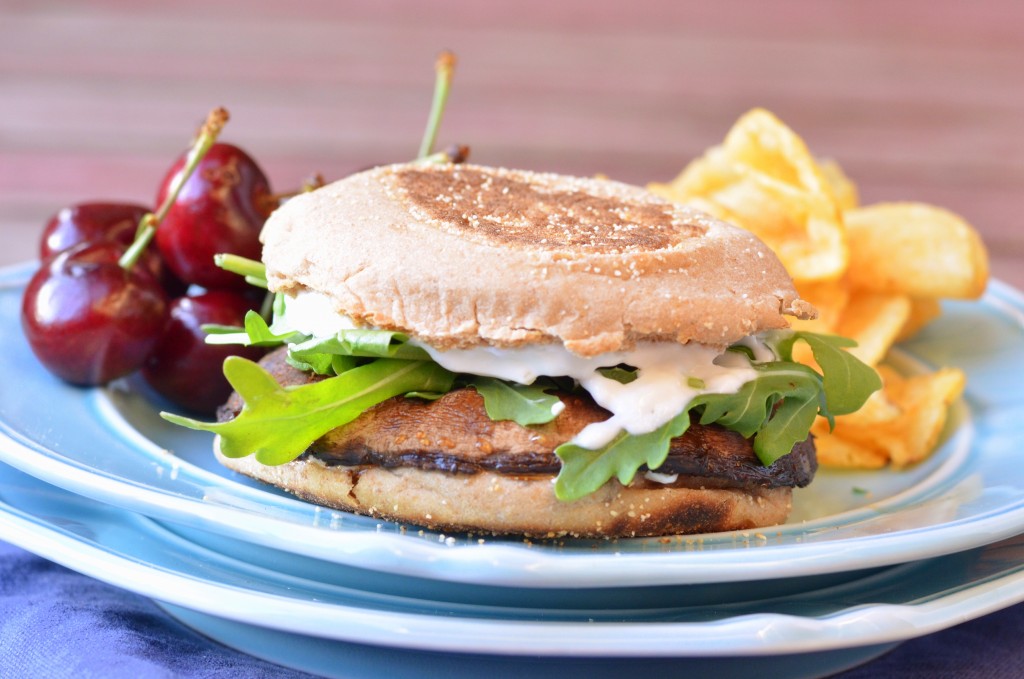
165, 162, 880, 539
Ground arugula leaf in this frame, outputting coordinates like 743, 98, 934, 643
554, 363, 825, 499
695, 363, 820, 437
403, 391, 448, 401
596, 366, 638, 384
469, 376, 562, 426
287, 330, 431, 368
201, 323, 246, 335
751, 388, 821, 464
554, 413, 691, 500
330, 355, 359, 375
285, 349, 335, 376
161, 357, 455, 465
553, 332, 882, 500
204, 309, 305, 347
795, 332, 880, 415
247, 310, 307, 346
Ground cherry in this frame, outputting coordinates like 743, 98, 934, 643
155, 142, 273, 290
21, 242, 169, 386
22, 107, 230, 387
38, 202, 188, 297
142, 291, 265, 414
40, 202, 149, 260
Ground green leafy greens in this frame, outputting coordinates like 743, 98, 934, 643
163, 277, 880, 503
553, 332, 880, 500
164, 356, 455, 465
468, 377, 563, 426
163, 313, 564, 453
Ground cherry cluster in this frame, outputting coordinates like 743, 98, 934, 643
21, 53, 464, 416
21, 108, 270, 414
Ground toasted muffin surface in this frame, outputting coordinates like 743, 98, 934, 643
260, 163, 815, 355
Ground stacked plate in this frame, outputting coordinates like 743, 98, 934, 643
2, 261, 1024, 679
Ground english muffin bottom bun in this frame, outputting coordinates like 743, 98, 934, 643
167, 162, 882, 539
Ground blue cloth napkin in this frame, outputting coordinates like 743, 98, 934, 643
0, 540, 313, 678
1, 539, 1021, 678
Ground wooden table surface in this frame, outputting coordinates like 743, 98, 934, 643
2, 2, 1023, 678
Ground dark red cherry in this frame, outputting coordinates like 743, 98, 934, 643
39, 202, 187, 296
21, 242, 169, 386
142, 290, 265, 414
40, 202, 149, 260
155, 143, 273, 289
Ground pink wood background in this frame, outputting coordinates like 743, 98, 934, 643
2, 1, 1022, 288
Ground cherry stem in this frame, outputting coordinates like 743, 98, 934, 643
262, 172, 326, 211
119, 107, 230, 270
417, 51, 456, 159
419, 144, 470, 166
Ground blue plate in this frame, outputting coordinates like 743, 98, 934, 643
1, 460, 1023, 678
1, 262, 1023, 588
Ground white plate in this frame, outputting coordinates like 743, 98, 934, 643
2, 460, 1023, 679
2, 262, 1024, 588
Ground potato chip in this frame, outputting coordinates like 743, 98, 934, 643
710, 172, 847, 282
832, 387, 902, 432
811, 430, 888, 469
649, 109, 848, 282
896, 297, 943, 342
873, 367, 966, 467
834, 291, 911, 367
792, 280, 851, 333
819, 159, 859, 211
785, 280, 853, 365
813, 375, 899, 451
652, 109, 986, 470
814, 366, 965, 468
844, 202, 989, 299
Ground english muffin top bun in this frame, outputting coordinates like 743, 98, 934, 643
260, 163, 815, 356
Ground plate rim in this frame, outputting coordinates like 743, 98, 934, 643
1, 460, 1023, 658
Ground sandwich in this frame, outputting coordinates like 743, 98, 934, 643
165, 162, 880, 539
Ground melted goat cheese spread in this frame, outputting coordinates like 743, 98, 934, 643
280, 291, 764, 450
415, 341, 758, 449
280, 291, 360, 337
